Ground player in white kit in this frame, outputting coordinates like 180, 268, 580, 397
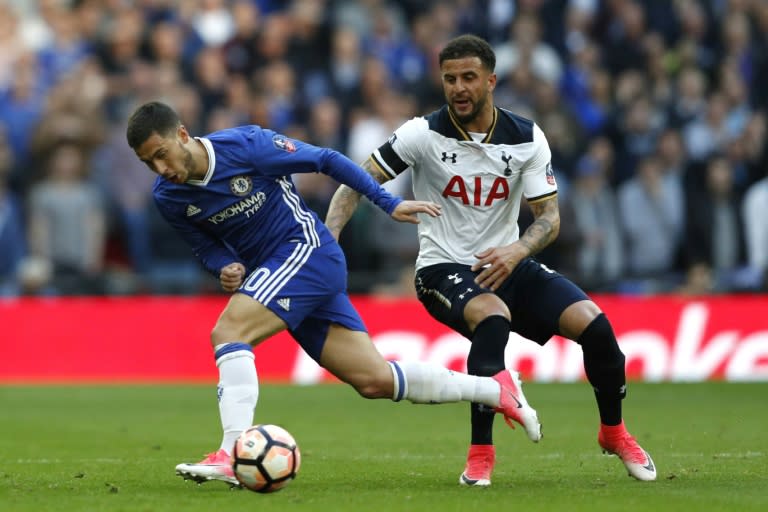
326, 34, 656, 485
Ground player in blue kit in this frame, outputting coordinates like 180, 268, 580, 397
325, 35, 656, 485
125, 101, 541, 487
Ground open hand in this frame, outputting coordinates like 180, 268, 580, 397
471, 244, 528, 291
390, 200, 442, 224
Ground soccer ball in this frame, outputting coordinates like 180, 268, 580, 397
231, 424, 301, 493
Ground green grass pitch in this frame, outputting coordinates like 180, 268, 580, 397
1, 382, 766, 512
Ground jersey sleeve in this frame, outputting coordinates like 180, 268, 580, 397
521, 123, 557, 203
249, 128, 402, 215
153, 195, 242, 276
370, 117, 426, 179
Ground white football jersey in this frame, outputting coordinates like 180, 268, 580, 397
371, 106, 557, 270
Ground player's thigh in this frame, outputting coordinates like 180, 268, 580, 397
221, 241, 347, 348
499, 258, 591, 343
211, 292, 287, 346
416, 263, 508, 336
318, 324, 392, 398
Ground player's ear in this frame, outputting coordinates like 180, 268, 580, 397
177, 124, 190, 142
487, 72, 497, 92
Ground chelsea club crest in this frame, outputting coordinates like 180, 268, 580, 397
230, 175, 253, 196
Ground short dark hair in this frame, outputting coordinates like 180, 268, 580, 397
438, 34, 496, 72
126, 101, 181, 149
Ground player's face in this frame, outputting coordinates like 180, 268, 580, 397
441, 56, 496, 126
134, 126, 197, 184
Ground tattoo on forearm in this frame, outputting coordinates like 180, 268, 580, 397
519, 198, 560, 255
326, 185, 362, 235
361, 158, 390, 184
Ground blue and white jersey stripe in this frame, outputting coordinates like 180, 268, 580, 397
251, 243, 314, 305
279, 177, 320, 247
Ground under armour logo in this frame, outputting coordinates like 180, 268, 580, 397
501, 151, 513, 176
458, 287, 474, 300
447, 273, 463, 284
441, 152, 457, 163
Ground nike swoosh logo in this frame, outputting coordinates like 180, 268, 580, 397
461, 474, 478, 484
643, 452, 655, 472
507, 391, 523, 409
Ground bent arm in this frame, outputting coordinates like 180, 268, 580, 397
155, 199, 242, 276
518, 194, 561, 257
472, 194, 561, 290
325, 158, 391, 240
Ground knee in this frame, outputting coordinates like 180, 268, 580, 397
464, 295, 509, 332
211, 315, 239, 347
578, 313, 624, 361
210, 301, 255, 346
577, 313, 613, 342
466, 315, 509, 375
350, 372, 392, 400
560, 300, 602, 339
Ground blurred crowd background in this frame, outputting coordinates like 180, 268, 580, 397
0, 0, 766, 298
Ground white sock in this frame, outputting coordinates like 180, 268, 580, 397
215, 343, 259, 455
390, 361, 500, 406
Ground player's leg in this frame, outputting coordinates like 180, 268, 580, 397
558, 301, 624, 429
281, 253, 526, 413
559, 300, 656, 481
507, 258, 655, 481
461, 293, 512, 486
197, 240, 340, 470
316, 324, 540, 445
415, 264, 542, 486
176, 293, 287, 486
315, 323, 493, 403
211, 293, 286, 451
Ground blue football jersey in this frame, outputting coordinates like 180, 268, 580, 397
152, 126, 400, 275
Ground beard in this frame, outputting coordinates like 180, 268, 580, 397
448, 91, 489, 125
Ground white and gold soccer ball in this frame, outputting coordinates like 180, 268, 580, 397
231, 424, 301, 493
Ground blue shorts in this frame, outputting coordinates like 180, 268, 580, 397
237, 241, 367, 362
415, 258, 590, 344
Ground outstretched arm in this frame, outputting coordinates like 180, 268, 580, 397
325, 159, 387, 240
472, 195, 560, 290
326, 158, 441, 240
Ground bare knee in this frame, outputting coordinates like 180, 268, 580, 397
210, 304, 248, 346
209, 294, 287, 348
210, 319, 236, 348
464, 293, 510, 332
349, 372, 393, 400
559, 300, 603, 340
319, 326, 395, 399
